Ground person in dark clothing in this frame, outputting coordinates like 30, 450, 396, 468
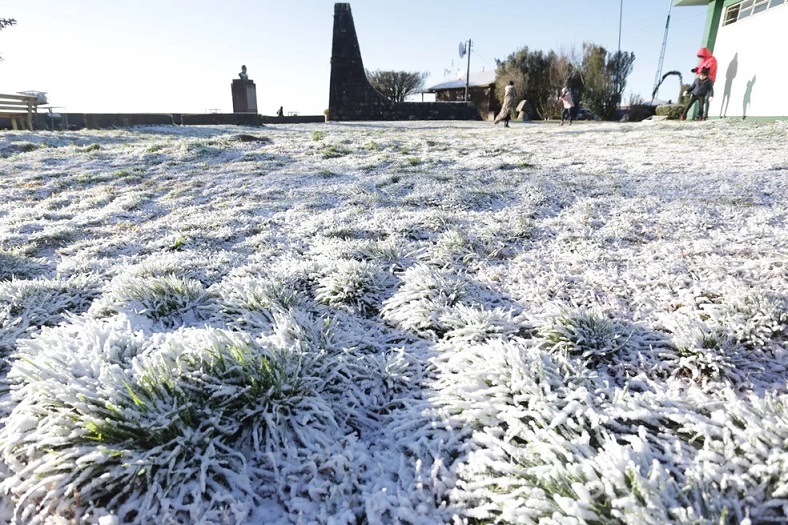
681, 68, 714, 121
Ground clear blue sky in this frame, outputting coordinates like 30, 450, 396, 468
0, 1, 708, 115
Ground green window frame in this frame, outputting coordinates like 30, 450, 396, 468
723, 3, 741, 24
723, 0, 785, 25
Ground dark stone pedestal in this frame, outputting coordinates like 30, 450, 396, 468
232, 79, 258, 113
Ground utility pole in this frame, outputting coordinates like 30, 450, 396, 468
618, 0, 623, 54
464, 39, 472, 102
616, 0, 624, 109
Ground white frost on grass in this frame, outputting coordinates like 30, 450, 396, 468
0, 119, 786, 524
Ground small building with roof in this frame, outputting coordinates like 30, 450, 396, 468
674, 0, 787, 119
423, 71, 499, 120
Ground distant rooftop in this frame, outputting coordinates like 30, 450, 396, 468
423, 71, 496, 93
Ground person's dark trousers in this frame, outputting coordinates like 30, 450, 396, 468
682, 94, 706, 120
703, 82, 714, 119
561, 108, 572, 125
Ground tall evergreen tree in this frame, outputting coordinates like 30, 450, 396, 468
580, 44, 635, 120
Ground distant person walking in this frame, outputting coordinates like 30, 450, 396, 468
494, 81, 516, 127
681, 68, 714, 121
558, 87, 574, 125
692, 47, 717, 118
277, 106, 284, 117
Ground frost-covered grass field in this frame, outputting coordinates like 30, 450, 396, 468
0, 119, 787, 524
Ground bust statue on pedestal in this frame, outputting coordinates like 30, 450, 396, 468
232, 64, 257, 113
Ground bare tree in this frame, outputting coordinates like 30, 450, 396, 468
548, 49, 574, 91
0, 18, 16, 61
366, 70, 429, 102
547, 48, 584, 118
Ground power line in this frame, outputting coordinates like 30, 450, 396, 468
472, 50, 494, 68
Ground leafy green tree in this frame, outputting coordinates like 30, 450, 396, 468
580, 44, 635, 120
494, 47, 556, 120
495, 47, 584, 120
495, 43, 633, 121
366, 70, 429, 102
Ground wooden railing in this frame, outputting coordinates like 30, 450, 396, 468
0, 94, 39, 131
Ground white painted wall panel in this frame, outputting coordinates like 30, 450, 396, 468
709, 5, 788, 118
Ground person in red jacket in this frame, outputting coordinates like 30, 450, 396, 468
691, 47, 717, 118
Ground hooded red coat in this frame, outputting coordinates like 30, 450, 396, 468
696, 47, 718, 83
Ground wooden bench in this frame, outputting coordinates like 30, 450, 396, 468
0, 93, 39, 131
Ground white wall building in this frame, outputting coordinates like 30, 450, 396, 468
676, 0, 787, 119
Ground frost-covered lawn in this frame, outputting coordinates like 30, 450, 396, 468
0, 119, 787, 524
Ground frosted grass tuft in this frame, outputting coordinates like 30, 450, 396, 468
92, 274, 218, 328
